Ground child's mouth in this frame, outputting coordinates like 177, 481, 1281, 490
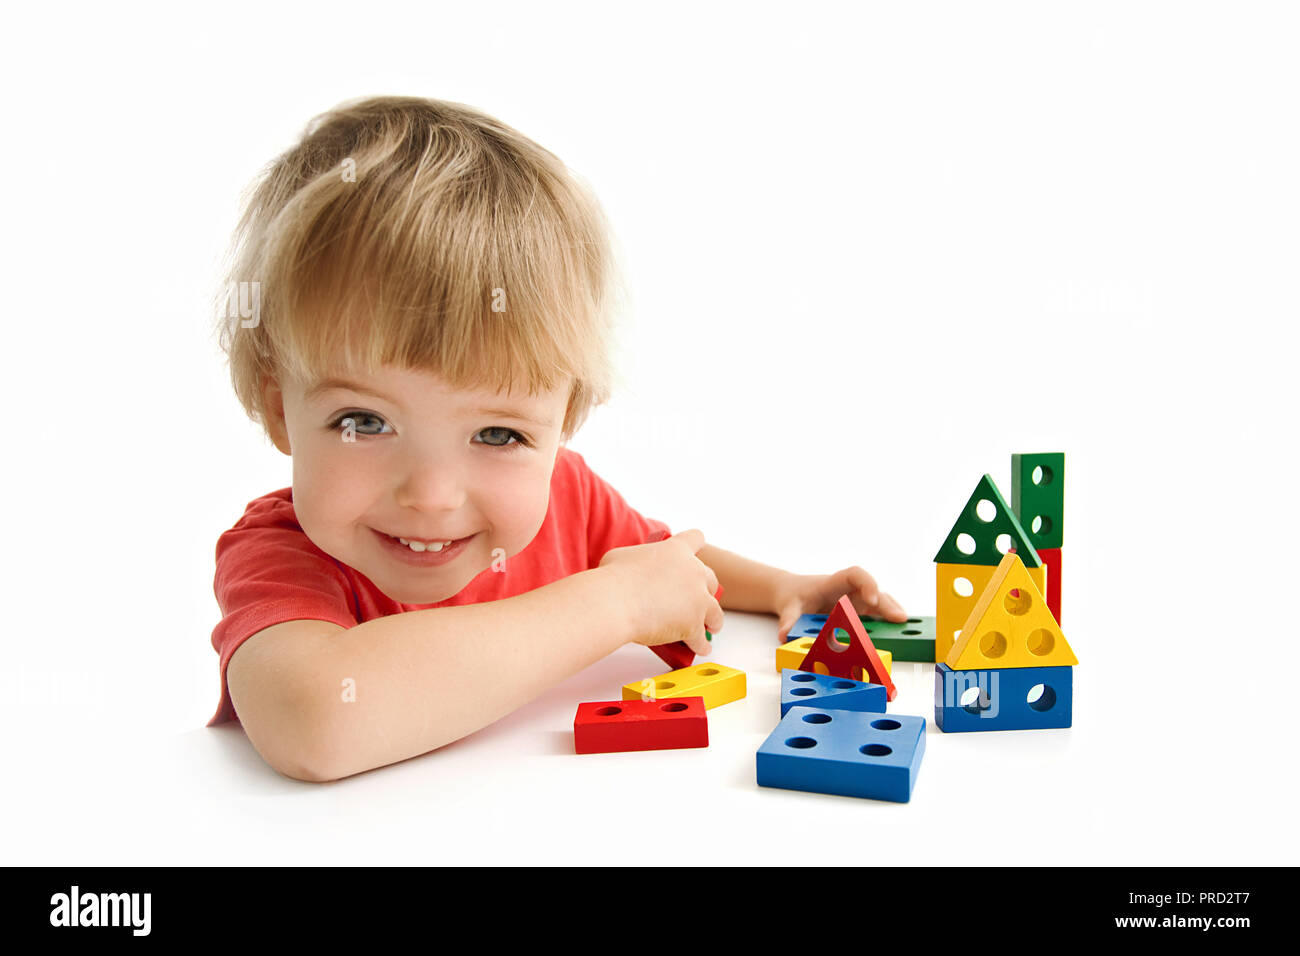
373, 529, 476, 565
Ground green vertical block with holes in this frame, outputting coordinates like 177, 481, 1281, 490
933, 474, 1041, 568
1012, 453, 1064, 550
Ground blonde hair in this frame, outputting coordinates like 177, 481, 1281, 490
215, 95, 621, 440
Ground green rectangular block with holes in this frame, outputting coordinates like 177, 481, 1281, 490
1012, 453, 1065, 551
787, 613, 936, 663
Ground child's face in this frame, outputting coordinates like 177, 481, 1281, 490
264, 363, 571, 604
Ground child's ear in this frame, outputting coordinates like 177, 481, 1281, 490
261, 378, 292, 456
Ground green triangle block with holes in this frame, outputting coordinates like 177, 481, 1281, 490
933, 474, 1041, 568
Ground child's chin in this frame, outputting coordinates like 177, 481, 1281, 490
373, 569, 479, 606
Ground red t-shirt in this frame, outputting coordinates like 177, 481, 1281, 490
206, 446, 671, 727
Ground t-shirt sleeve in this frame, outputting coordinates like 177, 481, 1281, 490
570, 450, 673, 565
207, 499, 360, 726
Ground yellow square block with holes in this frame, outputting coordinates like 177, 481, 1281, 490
937, 562, 1046, 663
775, 637, 892, 677
622, 662, 746, 710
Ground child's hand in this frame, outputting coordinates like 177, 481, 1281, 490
598, 528, 723, 657
773, 567, 907, 643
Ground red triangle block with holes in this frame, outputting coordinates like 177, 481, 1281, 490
799, 595, 897, 700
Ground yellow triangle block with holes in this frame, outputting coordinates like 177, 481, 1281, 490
946, 552, 1077, 669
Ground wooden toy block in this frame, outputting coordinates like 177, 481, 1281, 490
800, 596, 896, 700
937, 561, 1047, 663
933, 474, 1042, 568
787, 613, 934, 663
934, 663, 1072, 732
776, 636, 892, 676
1038, 546, 1062, 625
650, 585, 725, 671
574, 696, 709, 753
1012, 452, 1064, 551
622, 662, 746, 710
946, 552, 1077, 670
651, 642, 695, 671
756, 706, 926, 802
781, 668, 886, 717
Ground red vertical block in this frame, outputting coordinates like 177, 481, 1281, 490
1039, 546, 1062, 625
573, 697, 709, 754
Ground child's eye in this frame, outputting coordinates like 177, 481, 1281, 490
477, 426, 529, 449
329, 412, 392, 436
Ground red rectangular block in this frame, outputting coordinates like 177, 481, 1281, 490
573, 697, 709, 754
1039, 546, 1062, 625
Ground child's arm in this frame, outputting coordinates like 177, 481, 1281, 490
696, 544, 907, 641
228, 530, 721, 782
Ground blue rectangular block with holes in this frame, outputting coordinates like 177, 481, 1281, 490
934, 663, 1073, 732
788, 613, 936, 662
781, 668, 886, 717
756, 706, 926, 802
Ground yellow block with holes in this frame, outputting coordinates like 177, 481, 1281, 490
775, 637, 892, 677
947, 552, 1076, 669
622, 662, 746, 710
936, 560, 1046, 663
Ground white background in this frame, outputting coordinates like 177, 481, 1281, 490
2, 1, 1296, 865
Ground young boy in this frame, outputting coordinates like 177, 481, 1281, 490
209, 95, 906, 782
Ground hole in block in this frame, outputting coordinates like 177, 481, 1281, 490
978, 631, 1008, 659
960, 686, 990, 714
790, 673, 816, 683
660, 702, 689, 712
995, 533, 1013, 554
785, 737, 818, 749
953, 577, 974, 598
832, 680, 858, 689
956, 533, 977, 555
1004, 588, 1032, 616
1027, 628, 1055, 656
657, 681, 676, 690
811, 615, 827, 623
812, 661, 830, 676
594, 706, 622, 716
860, 744, 892, 757
791, 688, 817, 698
975, 498, 997, 522
908, 618, 922, 624
871, 719, 901, 730
1033, 464, 1053, 485
902, 629, 922, 635
802, 713, 832, 724
1032, 514, 1054, 536
1027, 683, 1057, 712
695, 667, 719, 676
833, 627, 850, 645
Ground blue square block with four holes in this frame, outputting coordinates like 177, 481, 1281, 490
756, 706, 926, 802
781, 668, 887, 717
934, 663, 1073, 732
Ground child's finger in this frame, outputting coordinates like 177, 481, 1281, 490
874, 591, 907, 622
775, 598, 804, 643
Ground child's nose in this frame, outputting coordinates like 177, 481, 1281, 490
393, 458, 467, 512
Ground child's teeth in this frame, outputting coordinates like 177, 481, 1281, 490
395, 536, 451, 553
